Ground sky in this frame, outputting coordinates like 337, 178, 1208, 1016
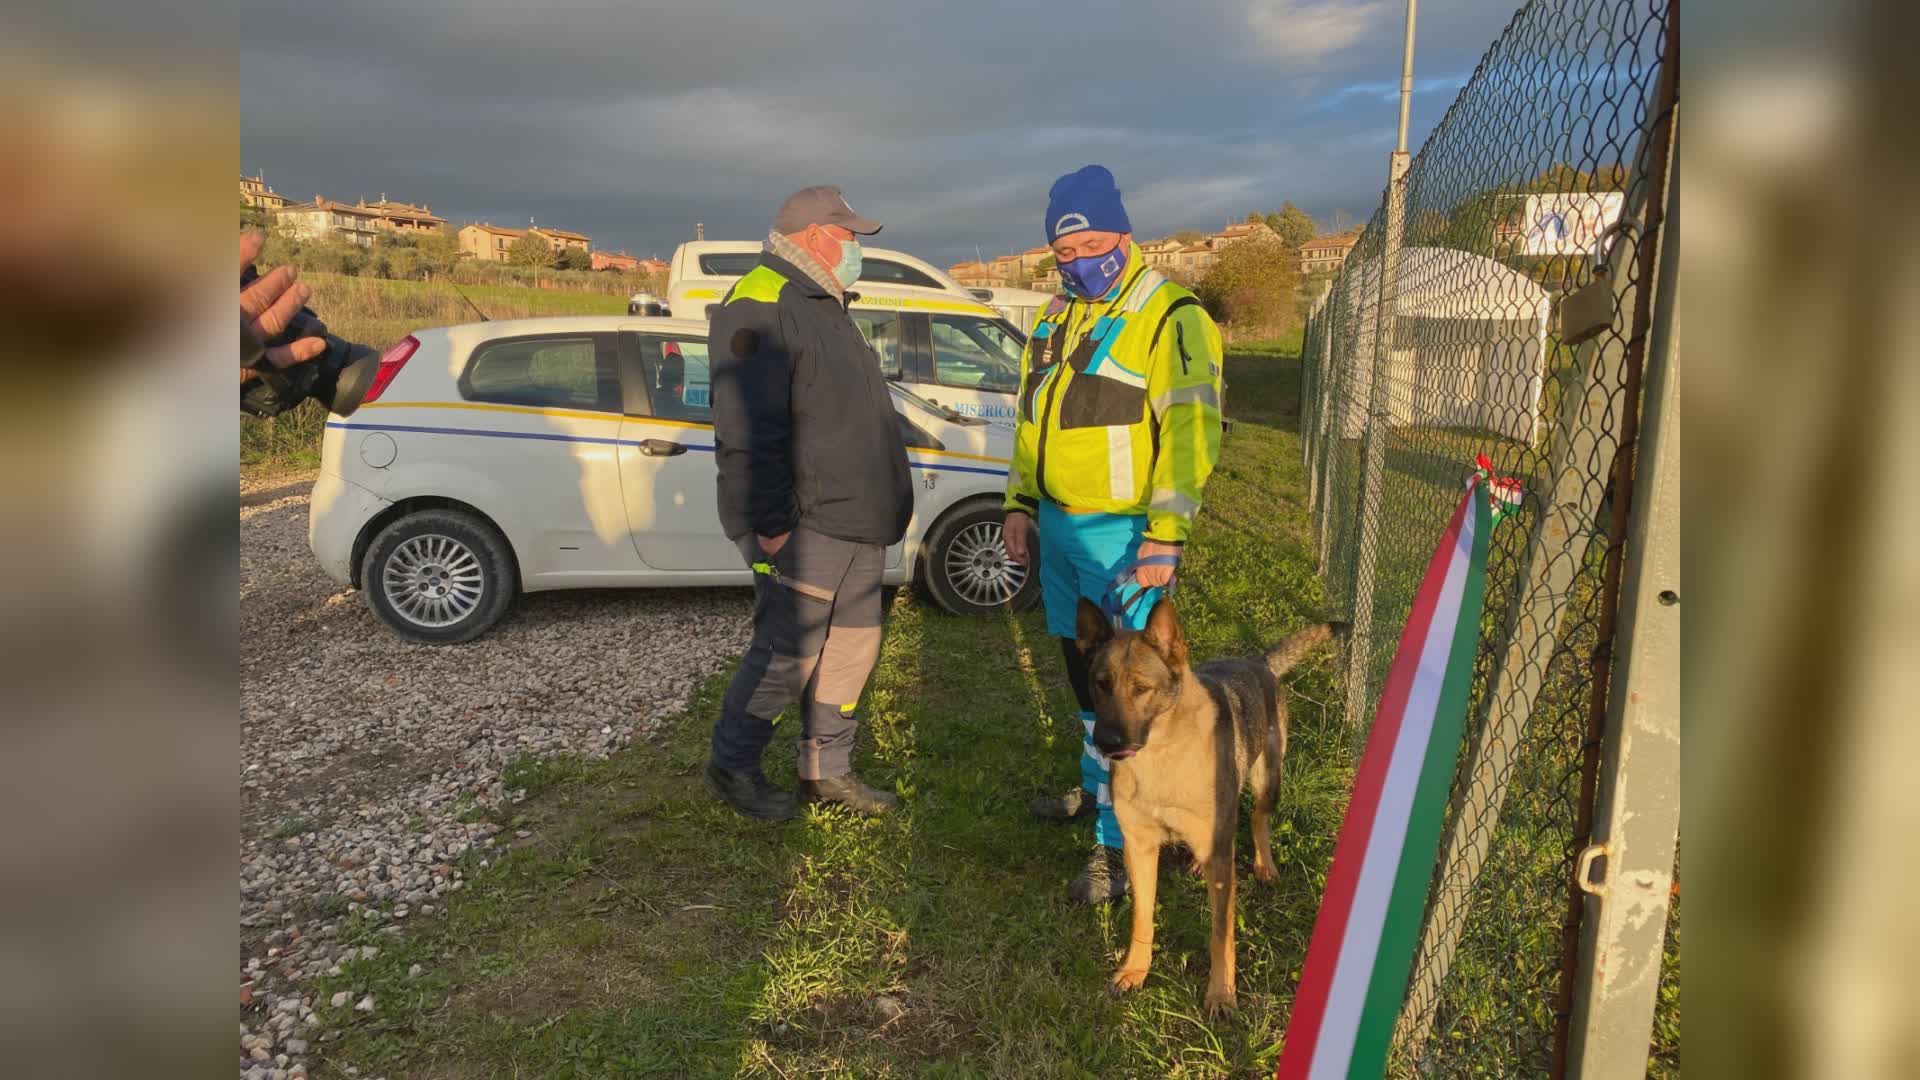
240, 0, 1528, 268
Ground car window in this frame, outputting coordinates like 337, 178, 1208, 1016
857, 259, 942, 289
461, 335, 620, 412
633, 334, 714, 423
696, 252, 761, 276
929, 315, 1023, 392
850, 311, 903, 379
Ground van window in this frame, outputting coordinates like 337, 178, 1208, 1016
850, 311, 903, 379
858, 259, 941, 289
928, 315, 1023, 392
696, 252, 762, 277
632, 335, 714, 423
461, 334, 620, 412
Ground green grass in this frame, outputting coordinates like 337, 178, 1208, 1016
300, 355, 1675, 1077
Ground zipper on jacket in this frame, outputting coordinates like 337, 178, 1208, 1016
1033, 264, 1147, 505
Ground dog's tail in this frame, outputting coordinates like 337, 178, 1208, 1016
1266, 622, 1347, 678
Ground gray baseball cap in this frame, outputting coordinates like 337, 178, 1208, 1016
772, 185, 883, 236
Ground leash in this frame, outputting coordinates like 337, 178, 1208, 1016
1099, 554, 1181, 623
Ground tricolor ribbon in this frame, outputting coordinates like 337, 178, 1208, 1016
1276, 461, 1514, 1079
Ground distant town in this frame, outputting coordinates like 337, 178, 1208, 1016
242, 172, 1362, 288
948, 219, 1360, 292
241, 173, 668, 276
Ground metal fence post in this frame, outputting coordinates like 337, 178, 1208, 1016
1341, 149, 1408, 728
1567, 143, 1681, 1080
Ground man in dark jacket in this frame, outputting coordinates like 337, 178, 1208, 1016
704, 185, 912, 821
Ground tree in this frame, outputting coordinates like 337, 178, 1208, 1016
413, 227, 462, 278
1194, 238, 1301, 337
1264, 201, 1317, 249
556, 246, 592, 271
507, 232, 553, 267
1035, 254, 1056, 271
240, 196, 272, 231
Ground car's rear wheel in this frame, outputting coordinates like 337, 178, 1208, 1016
362, 509, 516, 644
918, 501, 1040, 616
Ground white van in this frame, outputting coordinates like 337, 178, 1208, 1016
667, 241, 1024, 427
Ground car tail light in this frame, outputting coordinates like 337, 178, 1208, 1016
360, 335, 419, 405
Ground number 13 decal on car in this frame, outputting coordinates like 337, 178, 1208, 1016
922, 471, 938, 491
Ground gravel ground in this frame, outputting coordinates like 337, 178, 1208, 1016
238, 470, 751, 1079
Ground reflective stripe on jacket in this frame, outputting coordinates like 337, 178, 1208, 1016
1003, 243, 1224, 543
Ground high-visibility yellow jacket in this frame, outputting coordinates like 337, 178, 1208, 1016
1003, 245, 1224, 543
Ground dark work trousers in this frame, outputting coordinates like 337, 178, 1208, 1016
711, 526, 886, 781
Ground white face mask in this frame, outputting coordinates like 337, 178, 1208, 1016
833, 239, 863, 289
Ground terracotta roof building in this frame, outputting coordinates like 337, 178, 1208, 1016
1299, 231, 1362, 274
359, 196, 447, 233
457, 222, 527, 262
275, 196, 383, 247
240, 174, 287, 211
590, 250, 640, 272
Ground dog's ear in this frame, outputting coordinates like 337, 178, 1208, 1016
1142, 597, 1188, 670
1076, 598, 1112, 653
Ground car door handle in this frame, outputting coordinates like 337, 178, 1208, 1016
638, 439, 687, 457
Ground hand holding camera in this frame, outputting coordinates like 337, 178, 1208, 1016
239, 230, 379, 418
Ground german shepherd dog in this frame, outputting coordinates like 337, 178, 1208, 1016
1076, 596, 1337, 1016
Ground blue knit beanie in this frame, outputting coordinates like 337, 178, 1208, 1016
1045, 165, 1131, 242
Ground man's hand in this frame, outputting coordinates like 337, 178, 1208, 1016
1135, 540, 1181, 587
240, 230, 325, 377
1002, 511, 1033, 567
757, 532, 791, 557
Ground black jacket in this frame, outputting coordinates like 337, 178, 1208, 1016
709, 253, 912, 547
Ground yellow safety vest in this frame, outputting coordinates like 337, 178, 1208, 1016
1003, 245, 1224, 543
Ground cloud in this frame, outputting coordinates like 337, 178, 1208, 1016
1243, 0, 1391, 60
240, 0, 1524, 266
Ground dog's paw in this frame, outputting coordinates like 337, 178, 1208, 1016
1253, 860, 1278, 884
1109, 967, 1149, 995
1205, 985, 1238, 1017
1188, 856, 1206, 878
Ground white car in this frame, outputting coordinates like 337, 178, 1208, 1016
308, 315, 1037, 644
667, 241, 1025, 428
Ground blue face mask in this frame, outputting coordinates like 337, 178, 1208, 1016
1057, 243, 1127, 299
833, 239, 863, 289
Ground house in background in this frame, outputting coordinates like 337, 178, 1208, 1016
240, 174, 287, 211
458, 222, 526, 262
636, 257, 670, 278
1018, 246, 1052, 277
275, 196, 382, 247
989, 252, 1025, 284
1175, 242, 1217, 275
360, 196, 446, 234
1032, 264, 1062, 290
1208, 219, 1281, 249
1140, 237, 1186, 269
591, 250, 640, 272
529, 224, 591, 253
1300, 231, 1362, 275
947, 261, 1001, 288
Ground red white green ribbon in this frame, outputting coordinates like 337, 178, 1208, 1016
1276, 470, 1496, 1080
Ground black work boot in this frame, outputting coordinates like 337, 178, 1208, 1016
1030, 786, 1097, 822
1069, 845, 1129, 905
799, 774, 900, 816
703, 762, 798, 822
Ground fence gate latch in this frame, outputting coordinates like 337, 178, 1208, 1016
1575, 843, 1611, 896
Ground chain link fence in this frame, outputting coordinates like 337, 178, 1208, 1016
1297, 0, 1675, 1074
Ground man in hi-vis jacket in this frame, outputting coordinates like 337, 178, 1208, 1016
1002, 165, 1225, 902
